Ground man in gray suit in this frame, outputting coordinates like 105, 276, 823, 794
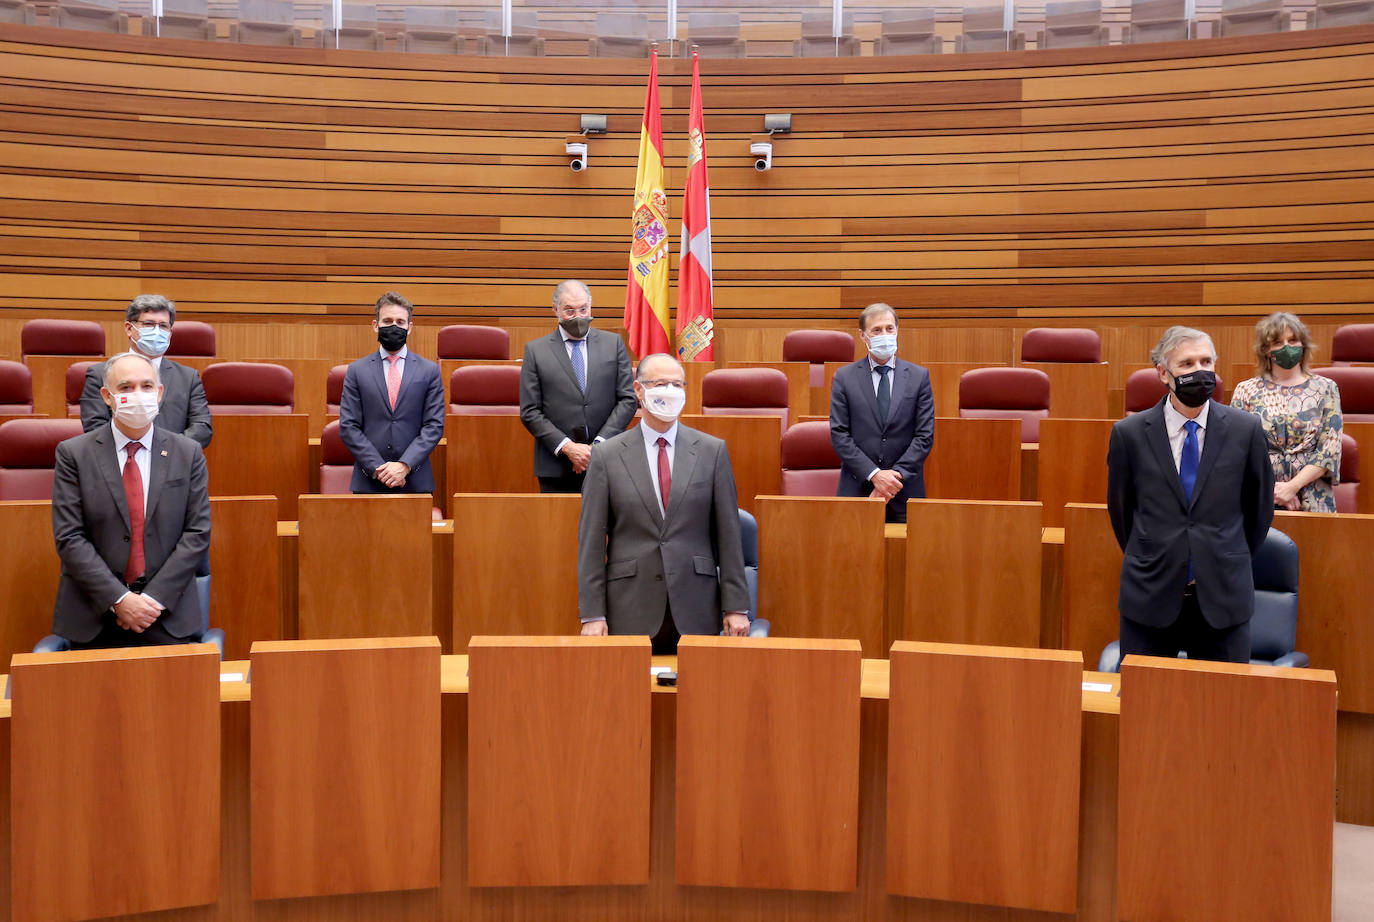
578, 353, 751, 653
520, 280, 637, 493
80, 294, 213, 449
53, 351, 212, 648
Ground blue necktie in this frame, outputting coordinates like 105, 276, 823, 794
570, 339, 586, 393
1180, 419, 1199, 582
875, 365, 891, 421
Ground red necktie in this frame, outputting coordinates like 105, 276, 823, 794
123, 442, 145, 583
657, 437, 671, 513
386, 354, 402, 410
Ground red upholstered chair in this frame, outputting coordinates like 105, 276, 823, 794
1124, 368, 1225, 415
20, 319, 105, 357
1315, 367, 1374, 423
437, 325, 510, 360
65, 360, 98, 416
201, 362, 294, 414
1336, 432, 1359, 514
0, 360, 34, 414
958, 367, 1051, 442
701, 367, 791, 430
448, 365, 521, 414
0, 418, 83, 499
1021, 328, 1101, 363
780, 420, 841, 496
1331, 324, 1374, 364
783, 330, 856, 387
166, 320, 216, 357
319, 419, 354, 494
325, 364, 348, 416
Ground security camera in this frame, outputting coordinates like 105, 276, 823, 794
751, 141, 772, 172
566, 141, 588, 172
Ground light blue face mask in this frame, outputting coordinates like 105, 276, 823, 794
133, 324, 170, 357
866, 332, 897, 361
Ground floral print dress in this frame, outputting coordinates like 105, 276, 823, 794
1230, 374, 1343, 513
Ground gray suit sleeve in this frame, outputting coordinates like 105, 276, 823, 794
338, 364, 384, 475
711, 443, 751, 615
600, 337, 638, 438
51, 441, 127, 612
79, 364, 111, 434
519, 341, 573, 453
399, 363, 446, 473
576, 447, 611, 623
181, 368, 213, 449
144, 446, 211, 608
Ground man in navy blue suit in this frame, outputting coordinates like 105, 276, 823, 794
828, 303, 935, 524
338, 292, 446, 494
1107, 325, 1274, 663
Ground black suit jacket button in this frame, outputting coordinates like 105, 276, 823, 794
123, 535, 129, 542
655, 574, 663, 581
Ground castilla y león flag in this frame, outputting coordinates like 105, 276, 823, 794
624, 48, 672, 359
676, 49, 715, 363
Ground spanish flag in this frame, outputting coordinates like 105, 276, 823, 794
623, 48, 672, 359
676, 49, 715, 362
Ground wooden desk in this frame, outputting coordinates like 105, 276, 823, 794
203, 414, 309, 519
1062, 503, 1123, 671
1023, 362, 1110, 419
679, 413, 781, 513
23, 354, 97, 418
1038, 419, 1116, 527
924, 416, 1021, 501
923, 362, 1007, 418
1344, 421, 1374, 515
446, 413, 536, 494
0, 500, 58, 659
208, 495, 281, 660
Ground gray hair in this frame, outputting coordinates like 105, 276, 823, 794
1150, 326, 1216, 368
103, 351, 161, 388
126, 294, 175, 324
858, 302, 897, 332
636, 353, 683, 380
552, 279, 593, 310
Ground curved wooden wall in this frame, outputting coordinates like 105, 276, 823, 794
0, 22, 1371, 369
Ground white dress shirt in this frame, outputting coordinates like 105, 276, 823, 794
1163, 397, 1209, 473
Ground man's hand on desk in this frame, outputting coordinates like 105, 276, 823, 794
580, 619, 608, 637
723, 613, 750, 637
114, 593, 161, 632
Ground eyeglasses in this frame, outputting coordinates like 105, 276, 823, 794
132, 321, 172, 332
558, 306, 592, 319
640, 379, 685, 389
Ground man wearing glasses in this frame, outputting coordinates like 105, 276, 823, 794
578, 353, 751, 652
80, 294, 213, 448
519, 279, 637, 493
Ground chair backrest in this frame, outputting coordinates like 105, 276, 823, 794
21, 319, 105, 357
0, 418, 84, 499
591, 11, 649, 58
0, 360, 34, 413
1314, 366, 1374, 421
448, 364, 521, 414
875, 8, 943, 53
325, 363, 348, 415
401, 9, 463, 54
1217, 0, 1289, 35
1249, 527, 1299, 662
780, 420, 842, 496
1335, 432, 1359, 513
166, 320, 216, 357
1123, 368, 1226, 414
1311, 0, 1374, 28
65, 360, 98, 415
701, 368, 790, 429
783, 329, 855, 387
319, 419, 354, 493
53, 1, 128, 32
1021, 327, 1101, 363
1125, 0, 1191, 41
437, 324, 510, 360
958, 367, 1051, 442
795, 10, 859, 55
1332, 323, 1374, 364
689, 11, 746, 57
201, 362, 295, 413
738, 507, 759, 622
319, 26, 385, 50
0, 0, 37, 25
1040, 0, 1109, 47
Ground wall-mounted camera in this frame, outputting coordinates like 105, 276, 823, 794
566, 141, 589, 172
751, 141, 773, 172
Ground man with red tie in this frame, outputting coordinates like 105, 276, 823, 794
338, 291, 446, 494
51, 351, 211, 648
577, 353, 751, 653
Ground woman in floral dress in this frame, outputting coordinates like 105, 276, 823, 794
1231, 312, 1343, 513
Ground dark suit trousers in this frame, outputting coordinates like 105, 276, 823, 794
70, 615, 192, 650
652, 603, 681, 656
1119, 586, 1251, 664
538, 471, 586, 494
857, 480, 907, 524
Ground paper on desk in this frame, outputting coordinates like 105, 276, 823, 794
650, 666, 674, 676
1082, 681, 1113, 693
220, 672, 245, 683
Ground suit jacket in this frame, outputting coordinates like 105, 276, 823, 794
829, 357, 936, 505
577, 424, 751, 637
1107, 397, 1274, 630
81, 357, 213, 449
338, 350, 446, 494
51, 424, 212, 643
519, 328, 637, 478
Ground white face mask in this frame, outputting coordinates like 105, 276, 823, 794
866, 332, 897, 361
641, 385, 686, 422
110, 390, 160, 428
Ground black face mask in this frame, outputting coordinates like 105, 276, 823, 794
1170, 369, 1216, 408
559, 316, 591, 339
377, 324, 408, 353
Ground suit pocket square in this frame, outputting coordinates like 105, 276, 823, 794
692, 556, 717, 576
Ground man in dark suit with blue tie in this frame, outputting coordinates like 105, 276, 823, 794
829, 303, 935, 524
1107, 326, 1274, 663
338, 292, 446, 494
